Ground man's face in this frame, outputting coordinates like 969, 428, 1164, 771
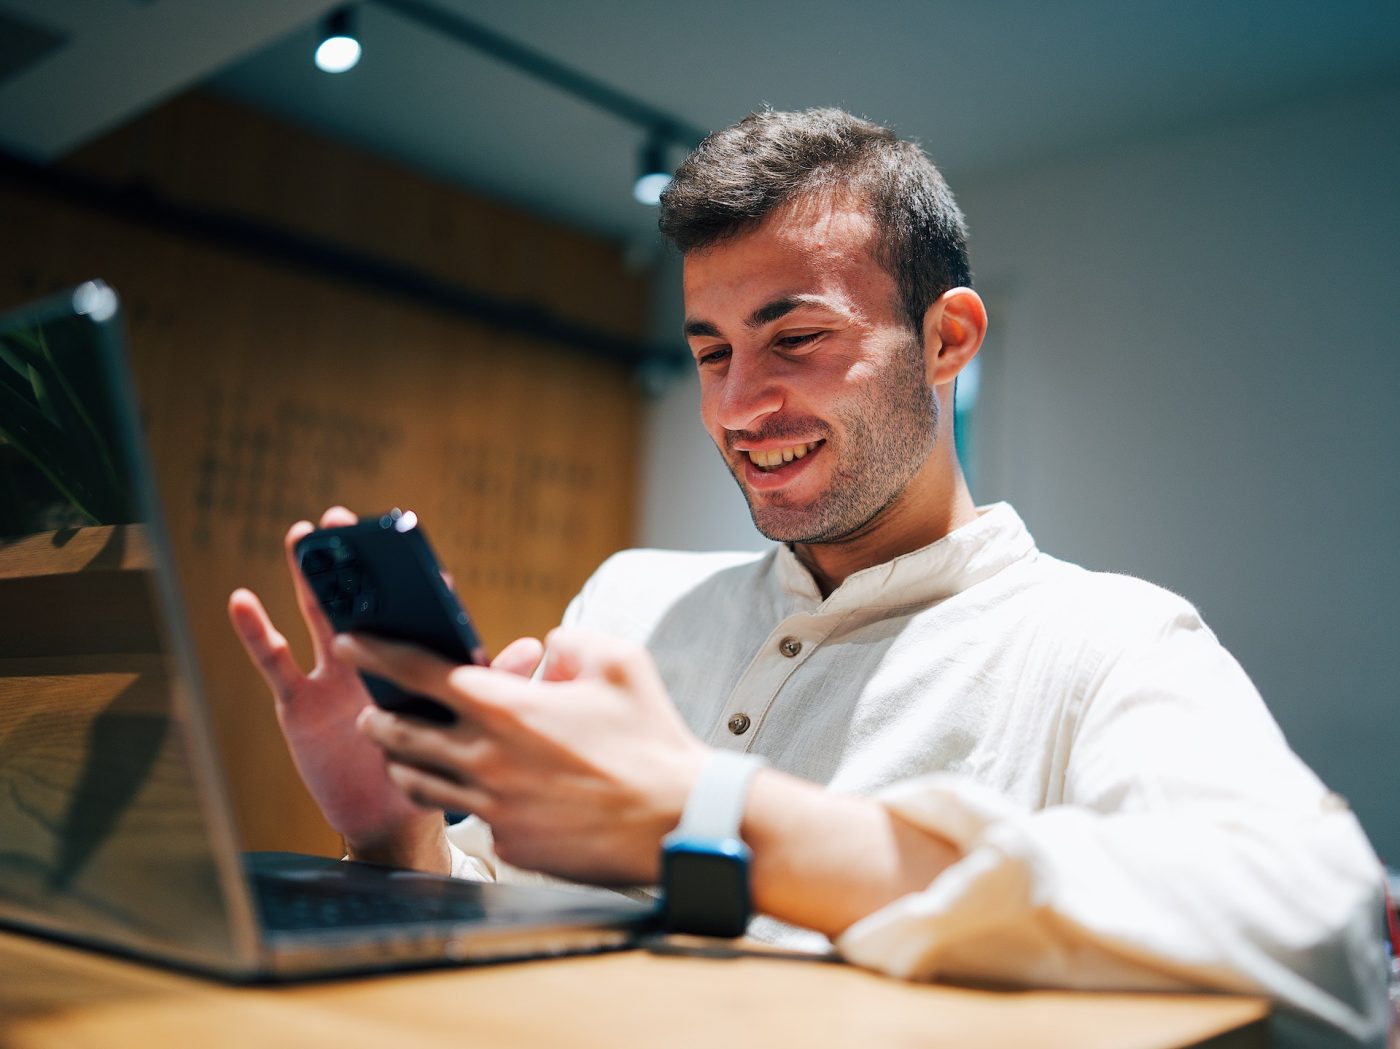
682, 196, 938, 544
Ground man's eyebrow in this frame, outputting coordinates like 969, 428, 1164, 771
747, 295, 838, 329
682, 318, 721, 339
683, 296, 838, 340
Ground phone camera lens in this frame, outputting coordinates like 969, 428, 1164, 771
301, 547, 335, 574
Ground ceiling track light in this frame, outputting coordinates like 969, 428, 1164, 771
315, 6, 363, 74
633, 135, 672, 207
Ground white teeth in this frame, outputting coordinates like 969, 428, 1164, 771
746, 441, 820, 470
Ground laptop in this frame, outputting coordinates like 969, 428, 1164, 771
0, 282, 655, 979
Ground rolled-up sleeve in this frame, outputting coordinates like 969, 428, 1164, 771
836, 611, 1388, 1046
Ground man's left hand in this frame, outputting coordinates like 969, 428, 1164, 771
338, 628, 709, 885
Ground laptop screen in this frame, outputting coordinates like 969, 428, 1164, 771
0, 284, 250, 972
0, 285, 138, 540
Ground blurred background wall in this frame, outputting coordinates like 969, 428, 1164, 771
1, 91, 646, 854
1, 1, 1396, 864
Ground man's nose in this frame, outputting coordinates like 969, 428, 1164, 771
715, 349, 784, 433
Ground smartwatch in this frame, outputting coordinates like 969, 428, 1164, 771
661, 750, 767, 938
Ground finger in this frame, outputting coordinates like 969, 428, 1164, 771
491, 636, 544, 678
540, 627, 650, 685
283, 519, 336, 661
357, 705, 470, 778
538, 628, 593, 682
319, 505, 358, 529
336, 633, 461, 711
336, 634, 536, 721
538, 644, 580, 682
359, 708, 503, 796
228, 588, 305, 700
385, 761, 495, 817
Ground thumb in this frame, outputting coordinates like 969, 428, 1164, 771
490, 636, 545, 678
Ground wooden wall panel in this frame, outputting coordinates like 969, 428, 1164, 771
61, 93, 647, 340
0, 94, 646, 857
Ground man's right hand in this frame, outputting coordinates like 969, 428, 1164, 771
227, 506, 544, 873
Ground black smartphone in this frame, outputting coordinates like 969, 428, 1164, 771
294, 509, 485, 724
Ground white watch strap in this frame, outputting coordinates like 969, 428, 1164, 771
672, 750, 768, 841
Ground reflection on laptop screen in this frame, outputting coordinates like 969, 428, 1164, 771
0, 284, 242, 970
0, 288, 137, 539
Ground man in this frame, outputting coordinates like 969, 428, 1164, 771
229, 109, 1387, 1045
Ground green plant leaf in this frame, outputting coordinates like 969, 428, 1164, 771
0, 324, 129, 525
35, 324, 123, 492
27, 362, 61, 427
0, 415, 100, 524
0, 341, 28, 380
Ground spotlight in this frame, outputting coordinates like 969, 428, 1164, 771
315, 7, 362, 74
633, 136, 671, 206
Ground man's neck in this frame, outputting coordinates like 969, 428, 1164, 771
791, 465, 978, 598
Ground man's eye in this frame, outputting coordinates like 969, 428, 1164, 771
697, 346, 731, 366
776, 332, 821, 350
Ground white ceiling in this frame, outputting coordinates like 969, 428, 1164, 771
0, 0, 337, 158
2, 0, 1398, 250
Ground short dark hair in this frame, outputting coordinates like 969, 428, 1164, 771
659, 108, 971, 334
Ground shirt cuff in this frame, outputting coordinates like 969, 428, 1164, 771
834, 773, 1035, 980
445, 814, 498, 881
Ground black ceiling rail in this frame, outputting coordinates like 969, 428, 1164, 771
370, 0, 708, 147
1, 151, 682, 369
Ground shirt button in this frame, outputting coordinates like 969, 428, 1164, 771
1321, 791, 1350, 812
779, 636, 802, 658
727, 713, 751, 735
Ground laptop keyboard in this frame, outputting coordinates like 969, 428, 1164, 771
253, 873, 488, 932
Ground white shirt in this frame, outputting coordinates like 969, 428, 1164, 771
448, 503, 1387, 1046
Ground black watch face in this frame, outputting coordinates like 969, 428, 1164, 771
662, 850, 750, 938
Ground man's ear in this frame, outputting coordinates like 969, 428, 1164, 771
920, 288, 987, 388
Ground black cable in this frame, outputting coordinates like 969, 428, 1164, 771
0, 151, 678, 368
370, 0, 708, 147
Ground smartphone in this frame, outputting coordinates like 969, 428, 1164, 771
294, 509, 485, 724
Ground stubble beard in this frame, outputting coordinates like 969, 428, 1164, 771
725, 340, 939, 545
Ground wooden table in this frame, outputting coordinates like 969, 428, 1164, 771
0, 928, 1269, 1049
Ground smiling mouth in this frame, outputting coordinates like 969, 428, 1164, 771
745, 440, 823, 471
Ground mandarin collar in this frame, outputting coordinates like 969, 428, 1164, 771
771, 502, 1037, 613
